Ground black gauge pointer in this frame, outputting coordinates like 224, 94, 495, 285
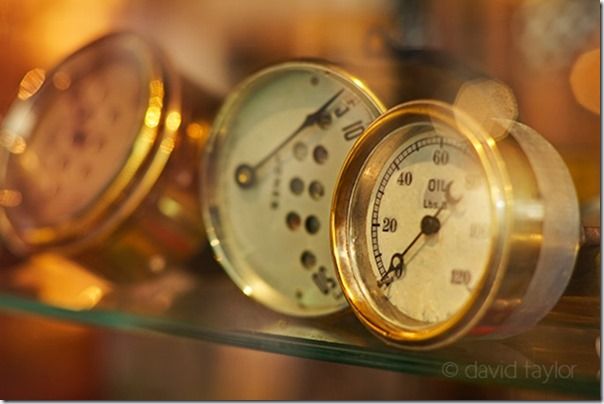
234, 89, 344, 188
377, 181, 462, 289
377, 206, 444, 289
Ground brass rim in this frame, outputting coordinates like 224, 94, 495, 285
330, 100, 514, 348
0, 32, 181, 253
201, 59, 386, 316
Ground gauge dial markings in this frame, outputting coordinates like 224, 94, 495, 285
370, 135, 469, 278
206, 63, 385, 316
332, 99, 583, 348
377, 187, 464, 290
234, 88, 344, 188
4, 57, 148, 227
368, 132, 489, 323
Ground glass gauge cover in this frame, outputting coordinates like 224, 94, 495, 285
0, 33, 182, 254
201, 61, 385, 316
332, 100, 581, 349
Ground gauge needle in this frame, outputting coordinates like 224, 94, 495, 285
234, 89, 345, 188
378, 181, 462, 289
377, 206, 444, 288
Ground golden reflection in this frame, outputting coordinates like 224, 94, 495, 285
144, 81, 165, 128
351, 77, 365, 89
166, 111, 182, 132
9, 136, 27, 154
0, 130, 27, 154
570, 49, 600, 115
77, 285, 104, 308
454, 79, 518, 140
158, 197, 182, 219
159, 136, 175, 154
149, 79, 164, 96
17, 68, 46, 100
0, 189, 22, 207
144, 105, 162, 128
11, 253, 112, 310
186, 122, 209, 141
510, 232, 543, 245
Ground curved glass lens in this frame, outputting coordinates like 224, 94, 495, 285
2, 45, 149, 231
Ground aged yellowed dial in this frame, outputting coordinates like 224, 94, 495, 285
332, 100, 582, 349
202, 61, 385, 316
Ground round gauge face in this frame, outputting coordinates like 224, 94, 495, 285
203, 62, 384, 316
334, 101, 582, 348
6, 59, 148, 228
0, 34, 162, 248
359, 123, 494, 328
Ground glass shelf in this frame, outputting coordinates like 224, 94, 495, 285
0, 0, 599, 399
0, 247, 599, 397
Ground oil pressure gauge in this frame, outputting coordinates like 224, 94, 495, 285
201, 61, 385, 316
0, 33, 214, 280
332, 100, 586, 349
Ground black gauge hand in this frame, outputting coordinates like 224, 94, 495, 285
377, 252, 405, 289
378, 206, 444, 288
377, 181, 464, 289
234, 89, 344, 188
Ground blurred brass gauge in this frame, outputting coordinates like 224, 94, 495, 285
332, 100, 586, 349
201, 61, 385, 316
0, 33, 214, 280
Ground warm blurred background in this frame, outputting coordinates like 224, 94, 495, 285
0, 0, 599, 399
0, 0, 599, 199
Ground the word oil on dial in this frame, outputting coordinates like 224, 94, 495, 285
332, 100, 581, 350
202, 61, 385, 316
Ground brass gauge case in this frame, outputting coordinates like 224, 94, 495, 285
331, 100, 580, 349
201, 60, 385, 316
0, 33, 217, 281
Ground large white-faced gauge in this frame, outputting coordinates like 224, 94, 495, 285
332, 100, 584, 349
202, 61, 385, 316
0, 33, 212, 280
